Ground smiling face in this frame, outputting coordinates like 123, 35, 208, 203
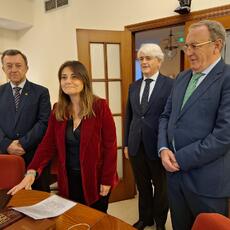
138, 53, 161, 77
60, 66, 84, 97
185, 25, 221, 72
2, 54, 28, 85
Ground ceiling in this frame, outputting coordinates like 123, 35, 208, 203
0, 17, 32, 31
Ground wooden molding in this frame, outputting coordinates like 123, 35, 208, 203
125, 4, 230, 32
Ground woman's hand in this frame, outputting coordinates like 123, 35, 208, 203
100, 184, 111, 196
7, 170, 36, 195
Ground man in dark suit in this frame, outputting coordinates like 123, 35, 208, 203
158, 20, 230, 230
0, 49, 51, 191
124, 43, 173, 230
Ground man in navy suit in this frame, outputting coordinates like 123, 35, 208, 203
0, 49, 51, 191
158, 20, 230, 230
124, 44, 173, 230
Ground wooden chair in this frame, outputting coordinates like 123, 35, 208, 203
0, 154, 25, 189
192, 213, 230, 230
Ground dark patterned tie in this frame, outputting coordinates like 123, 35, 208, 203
13, 87, 21, 111
140, 79, 153, 113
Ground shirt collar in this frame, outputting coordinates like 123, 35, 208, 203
143, 71, 159, 81
194, 57, 221, 76
10, 79, 26, 90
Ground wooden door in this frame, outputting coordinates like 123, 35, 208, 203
76, 29, 135, 202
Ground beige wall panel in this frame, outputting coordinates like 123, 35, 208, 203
108, 82, 121, 114
117, 148, 123, 179
90, 43, 105, 79
92, 82, 106, 99
114, 116, 122, 147
107, 44, 121, 79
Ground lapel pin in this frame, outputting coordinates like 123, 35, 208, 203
25, 93, 28, 96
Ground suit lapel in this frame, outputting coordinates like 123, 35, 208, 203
143, 74, 165, 114
5, 83, 16, 117
15, 80, 30, 125
178, 60, 224, 120
56, 119, 67, 166
80, 116, 96, 162
150, 74, 164, 102
134, 79, 142, 113
173, 71, 192, 120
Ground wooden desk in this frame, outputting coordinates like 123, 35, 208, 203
8, 190, 135, 229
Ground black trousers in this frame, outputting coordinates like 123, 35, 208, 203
32, 164, 51, 192
168, 172, 228, 230
67, 169, 110, 213
129, 143, 169, 226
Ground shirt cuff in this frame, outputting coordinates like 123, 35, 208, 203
158, 147, 169, 157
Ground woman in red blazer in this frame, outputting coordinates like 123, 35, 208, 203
8, 60, 118, 212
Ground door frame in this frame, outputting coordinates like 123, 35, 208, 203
125, 4, 230, 76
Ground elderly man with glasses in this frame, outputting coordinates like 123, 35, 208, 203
124, 43, 173, 230
158, 20, 230, 230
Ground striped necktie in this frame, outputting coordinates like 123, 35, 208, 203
181, 72, 204, 109
13, 87, 21, 111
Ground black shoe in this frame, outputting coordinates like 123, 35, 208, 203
133, 220, 146, 230
133, 220, 154, 230
156, 225, 166, 230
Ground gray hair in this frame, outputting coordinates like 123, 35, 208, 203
137, 43, 164, 62
189, 20, 226, 51
1, 49, 28, 66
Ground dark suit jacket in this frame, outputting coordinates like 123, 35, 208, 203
124, 74, 173, 160
0, 80, 51, 165
158, 59, 230, 197
28, 98, 118, 205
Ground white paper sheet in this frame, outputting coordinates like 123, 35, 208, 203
13, 194, 76, 220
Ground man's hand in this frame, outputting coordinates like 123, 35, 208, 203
7, 140, 25, 155
100, 184, 111, 196
124, 146, 129, 159
160, 149, 180, 172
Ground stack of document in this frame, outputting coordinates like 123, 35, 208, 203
13, 194, 76, 220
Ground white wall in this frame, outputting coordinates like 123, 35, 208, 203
0, 0, 230, 103
0, 0, 33, 25
0, 28, 18, 84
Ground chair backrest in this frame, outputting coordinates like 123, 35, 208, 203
0, 155, 25, 189
192, 213, 230, 230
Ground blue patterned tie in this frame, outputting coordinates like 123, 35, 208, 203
141, 79, 153, 113
181, 72, 204, 109
13, 87, 21, 111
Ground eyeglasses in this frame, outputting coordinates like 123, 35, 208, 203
138, 56, 154, 62
183, 40, 214, 52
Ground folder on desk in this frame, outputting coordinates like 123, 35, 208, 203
0, 189, 12, 210
0, 208, 24, 229
0, 208, 56, 230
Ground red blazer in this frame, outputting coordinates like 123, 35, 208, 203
28, 98, 118, 205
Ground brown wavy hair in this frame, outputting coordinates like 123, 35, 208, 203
54, 60, 96, 121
